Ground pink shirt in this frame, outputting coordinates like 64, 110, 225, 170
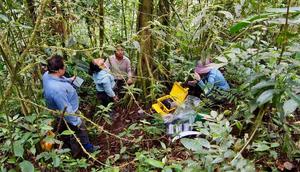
105, 55, 132, 80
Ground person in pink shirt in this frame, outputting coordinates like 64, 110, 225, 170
105, 45, 133, 95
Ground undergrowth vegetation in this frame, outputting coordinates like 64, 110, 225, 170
0, 0, 299, 171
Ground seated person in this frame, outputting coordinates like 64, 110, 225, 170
89, 58, 118, 107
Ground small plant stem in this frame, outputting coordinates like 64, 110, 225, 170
277, 0, 291, 64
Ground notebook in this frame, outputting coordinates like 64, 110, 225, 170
72, 76, 84, 88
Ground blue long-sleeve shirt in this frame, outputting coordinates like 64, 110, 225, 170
92, 69, 116, 97
197, 69, 230, 94
42, 72, 81, 126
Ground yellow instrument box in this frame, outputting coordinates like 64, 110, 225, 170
152, 82, 189, 116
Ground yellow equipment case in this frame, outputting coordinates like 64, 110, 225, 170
152, 82, 189, 116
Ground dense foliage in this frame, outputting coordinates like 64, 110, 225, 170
0, 0, 299, 171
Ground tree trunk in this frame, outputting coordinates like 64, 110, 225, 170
26, 0, 36, 23
99, 0, 104, 48
136, 0, 154, 97
121, 0, 127, 39
158, 0, 171, 57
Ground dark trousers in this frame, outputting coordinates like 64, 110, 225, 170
54, 119, 90, 157
115, 79, 125, 97
96, 91, 113, 107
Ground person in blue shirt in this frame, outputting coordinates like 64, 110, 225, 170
188, 59, 230, 99
42, 55, 99, 155
89, 58, 119, 107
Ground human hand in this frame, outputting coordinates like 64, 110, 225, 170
127, 78, 133, 85
187, 80, 197, 86
113, 96, 119, 102
70, 76, 76, 82
194, 72, 201, 81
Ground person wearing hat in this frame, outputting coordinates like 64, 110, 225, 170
188, 59, 230, 97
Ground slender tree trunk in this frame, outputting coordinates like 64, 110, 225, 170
158, 0, 171, 57
136, 0, 154, 97
99, 0, 104, 48
121, 0, 127, 39
26, 0, 36, 23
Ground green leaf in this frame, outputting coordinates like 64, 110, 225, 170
283, 99, 299, 116
14, 142, 24, 158
212, 157, 224, 164
30, 146, 36, 156
181, 138, 210, 151
160, 141, 167, 150
52, 156, 60, 167
145, 158, 164, 168
235, 121, 243, 131
0, 14, 9, 22
181, 138, 201, 151
256, 89, 275, 106
25, 115, 36, 124
60, 130, 75, 135
40, 124, 53, 131
218, 11, 234, 20
251, 80, 275, 92
266, 7, 300, 13
271, 142, 280, 148
254, 144, 270, 152
197, 138, 210, 149
230, 21, 250, 34
120, 146, 127, 154
19, 161, 34, 172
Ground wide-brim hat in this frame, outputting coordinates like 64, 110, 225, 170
194, 63, 225, 74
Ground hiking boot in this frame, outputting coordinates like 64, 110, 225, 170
89, 145, 100, 153
86, 145, 100, 153
83, 143, 100, 153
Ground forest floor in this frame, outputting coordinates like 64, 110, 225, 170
79, 95, 300, 171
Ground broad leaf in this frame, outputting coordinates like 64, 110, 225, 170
266, 7, 300, 13
256, 89, 275, 106
19, 161, 34, 172
14, 142, 24, 158
212, 157, 224, 164
181, 138, 210, 151
53, 156, 60, 167
218, 11, 234, 20
40, 124, 53, 131
283, 99, 299, 116
145, 158, 164, 168
181, 138, 202, 151
230, 21, 250, 34
60, 130, 75, 135
251, 80, 275, 92
0, 14, 9, 22
254, 144, 270, 152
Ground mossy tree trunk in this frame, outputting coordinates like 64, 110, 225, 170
99, 0, 104, 48
136, 0, 154, 98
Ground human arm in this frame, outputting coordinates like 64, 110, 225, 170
126, 59, 133, 84
195, 71, 216, 95
104, 58, 111, 71
64, 76, 76, 83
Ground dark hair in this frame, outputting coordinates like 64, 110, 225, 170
88, 62, 101, 75
114, 44, 124, 52
47, 55, 64, 73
